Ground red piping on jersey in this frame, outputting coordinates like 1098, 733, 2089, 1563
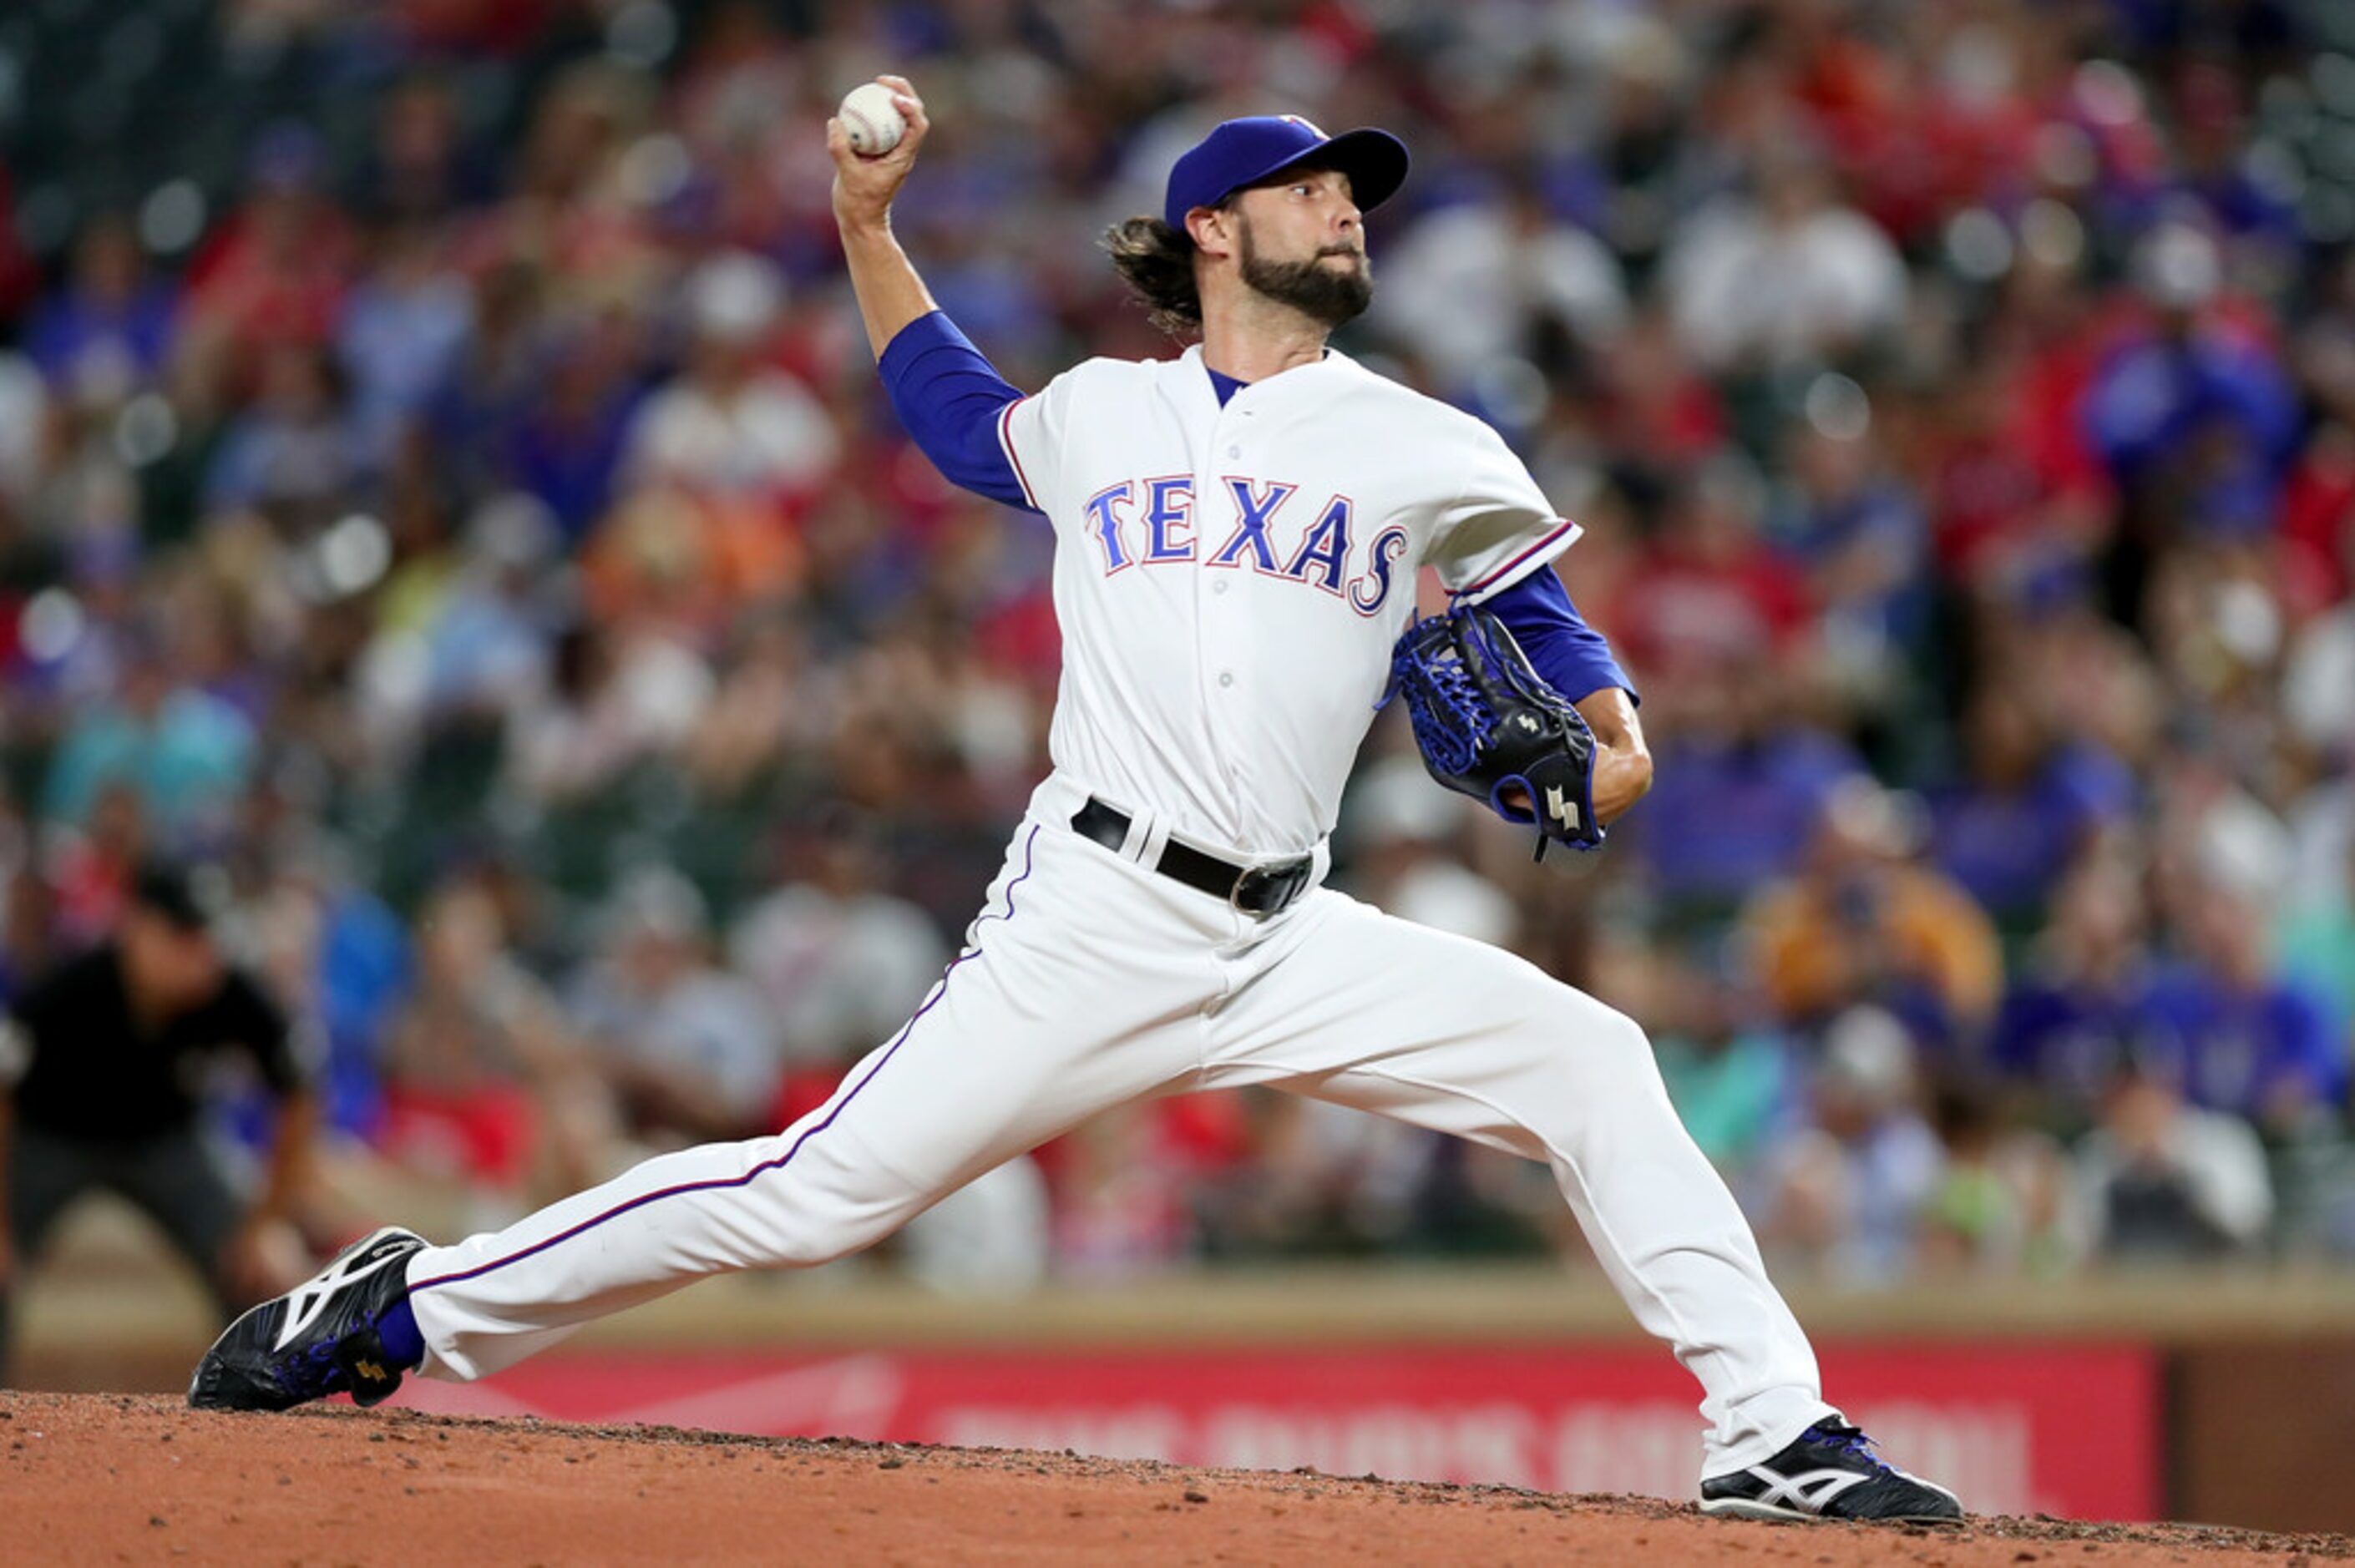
997, 398, 1040, 509
1451, 518, 1578, 599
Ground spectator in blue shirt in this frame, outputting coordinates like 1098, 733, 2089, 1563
1634, 653, 1866, 920
2082, 224, 2299, 539
23, 216, 179, 398
42, 642, 256, 844
1989, 855, 2165, 1130
2140, 881, 2344, 1136
1768, 423, 1933, 692
337, 221, 475, 475
1927, 678, 2135, 935
505, 328, 646, 546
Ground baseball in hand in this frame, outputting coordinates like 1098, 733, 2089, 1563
838, 83, 906, 157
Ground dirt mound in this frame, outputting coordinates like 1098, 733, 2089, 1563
0, 1390, 2343, 1565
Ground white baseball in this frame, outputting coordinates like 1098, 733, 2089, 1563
838, 83, 906, 158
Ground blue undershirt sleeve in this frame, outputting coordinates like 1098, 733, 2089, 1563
877, 311, 1036, 513
1484, 568, 1638, 706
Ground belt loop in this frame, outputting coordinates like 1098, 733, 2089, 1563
1128, 808, 1166, 868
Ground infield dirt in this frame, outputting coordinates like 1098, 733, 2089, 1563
0, 1390, 2344, 1565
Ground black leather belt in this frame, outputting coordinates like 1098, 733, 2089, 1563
1070, 797, 1314, 918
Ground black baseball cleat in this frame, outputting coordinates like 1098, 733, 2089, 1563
188, 1227, 427, 1413
1699, 1419, 1963, 1524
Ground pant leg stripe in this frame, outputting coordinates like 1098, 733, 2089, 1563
408, 824, 1043, 1294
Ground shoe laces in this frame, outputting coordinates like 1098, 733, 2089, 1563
285, 1338, 348, 1388
1815, 1421, 1892, 1470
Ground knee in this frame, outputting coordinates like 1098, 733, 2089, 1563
1586, 1004, 1656, 1066
1578, 1005, 1675, 1100
1492, 986, 1664, 1105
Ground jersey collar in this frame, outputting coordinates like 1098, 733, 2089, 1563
1178, 341, 1355, 400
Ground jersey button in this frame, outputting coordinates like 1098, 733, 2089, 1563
1218, 672, 1235, 688
1213, 579, 1229, 594
1226, 445, 1241, 458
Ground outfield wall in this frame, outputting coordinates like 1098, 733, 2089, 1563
390, 1343, 2160, 1520
18, 1253, 2355, 1528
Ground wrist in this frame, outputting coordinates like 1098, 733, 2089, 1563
835, 205, 895, 244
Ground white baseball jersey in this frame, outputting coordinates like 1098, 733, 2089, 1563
392, 340, 1838, 1485
998, 344, 1580, 857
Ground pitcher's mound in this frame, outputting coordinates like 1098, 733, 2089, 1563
0, 1391, 2342, 1565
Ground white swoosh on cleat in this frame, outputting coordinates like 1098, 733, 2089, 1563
1736, 1466, 1874, 1514
271, 1237, 410, 1352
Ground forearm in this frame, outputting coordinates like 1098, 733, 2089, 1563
838, 218, 941, 362
1575, 686, 1653, 826
828, 80, 1031, 507
828, 76, 941, 362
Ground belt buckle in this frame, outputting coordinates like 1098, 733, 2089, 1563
1230, 857, 1310, 920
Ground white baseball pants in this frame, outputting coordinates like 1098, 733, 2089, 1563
403, 773, 1836, 1475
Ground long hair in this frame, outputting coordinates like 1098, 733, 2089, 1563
1104, 214, 1206, 338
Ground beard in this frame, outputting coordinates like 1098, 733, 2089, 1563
1236, 218, 1373, 327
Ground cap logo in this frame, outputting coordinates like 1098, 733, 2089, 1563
1279, 114, 1328, 139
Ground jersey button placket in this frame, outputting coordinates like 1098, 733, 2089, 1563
1204, 380, 1275, 822
1200, 401, 1252, 823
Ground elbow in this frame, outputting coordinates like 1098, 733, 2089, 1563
1588, 731, 1652, 827
1573, 690, 1648, 781
1613, 743, 1655, 815
1623, 744, 1655, 802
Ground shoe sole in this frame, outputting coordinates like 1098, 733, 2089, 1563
1699, 1497, 1965, 1525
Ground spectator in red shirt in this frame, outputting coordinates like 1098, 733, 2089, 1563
184, 124, 357, 384
1618, 453, 1810, 681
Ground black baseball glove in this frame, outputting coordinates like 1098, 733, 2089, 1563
1385, 603, 1604, 858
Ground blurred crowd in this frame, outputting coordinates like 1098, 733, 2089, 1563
2, 0, 2353, 1292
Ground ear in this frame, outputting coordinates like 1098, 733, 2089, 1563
1186, 203, 1236, 259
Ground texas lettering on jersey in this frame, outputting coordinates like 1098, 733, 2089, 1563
1078, 474, 1410, 615
998, 346, 1582, 852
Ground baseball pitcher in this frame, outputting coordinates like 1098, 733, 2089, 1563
190, 78, 1960, 1525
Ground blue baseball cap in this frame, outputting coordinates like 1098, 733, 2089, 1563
1162, 115, 1410, 234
